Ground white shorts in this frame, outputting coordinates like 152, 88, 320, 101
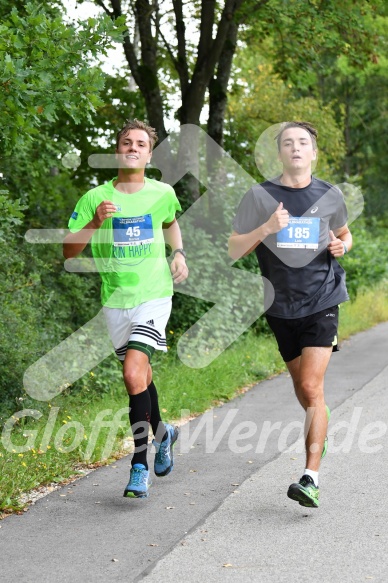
103, 297, 172, 361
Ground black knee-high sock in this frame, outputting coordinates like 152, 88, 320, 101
129, 390, 151, 469
148, 380, 168, 443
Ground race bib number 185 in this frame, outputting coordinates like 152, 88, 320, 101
277, 217, 320, 250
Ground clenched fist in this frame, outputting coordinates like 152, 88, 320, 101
92, 200, 118, 228
266, 202, 289, 234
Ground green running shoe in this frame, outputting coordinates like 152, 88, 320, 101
321, 405, 331, 459
287, 474, 319, 508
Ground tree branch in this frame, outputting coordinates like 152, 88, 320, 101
151, 14, 179, 72
102, 0, 168, 148
197, 0, 216, 64
93, 0, 114, 17
207, 17, 238, 149
135, 0, 156, 67
205, 0, 243, 75
191, 0, 243, 95
104, 0, 142, 89
172, 0, 189, 93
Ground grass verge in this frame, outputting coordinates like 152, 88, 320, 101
1, 281, 387, 514
339, 283, 388, 338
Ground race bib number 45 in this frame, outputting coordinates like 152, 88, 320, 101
112, 215, 154, 246
277, 217, 320, 250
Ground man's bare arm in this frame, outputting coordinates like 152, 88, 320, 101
163, 218, 188, 284
328, 224, 353, 257
228, 202, 289, 260
63, 200, 117, 259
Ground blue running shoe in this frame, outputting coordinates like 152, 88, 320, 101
123, 464, 151, 498
153, 424, 179, 477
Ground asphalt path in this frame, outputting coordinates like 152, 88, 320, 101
1, 322, 387, 582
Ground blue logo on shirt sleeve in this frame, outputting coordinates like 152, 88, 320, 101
71, 211, 78, 220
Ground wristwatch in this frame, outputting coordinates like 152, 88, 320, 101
171, 248, 187, 259
342, 242, 348, 254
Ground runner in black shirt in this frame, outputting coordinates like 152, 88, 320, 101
229, 121, 353, 508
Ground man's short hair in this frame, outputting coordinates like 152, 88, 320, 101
276, 121, 318, 151
116, 119, 158, 151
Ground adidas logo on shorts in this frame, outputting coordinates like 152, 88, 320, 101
146, 319, 155, 327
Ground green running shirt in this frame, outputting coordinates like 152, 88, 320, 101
68, 177, 181, 308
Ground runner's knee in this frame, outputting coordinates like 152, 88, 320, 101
298, 380, 324, 404
123, 361, 148, 394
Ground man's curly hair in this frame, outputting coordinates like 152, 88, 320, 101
116, 119, 158, 151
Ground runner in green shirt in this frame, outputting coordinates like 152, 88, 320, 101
63, 119, 188, 498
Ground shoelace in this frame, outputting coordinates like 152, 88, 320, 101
155, 440, 170, 463
130, 467, 146, 486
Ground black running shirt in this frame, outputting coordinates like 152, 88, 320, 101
232, 177, 349, 318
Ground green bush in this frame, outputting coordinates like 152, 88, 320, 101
341, 217, 388, 299
0, 194, 103, 419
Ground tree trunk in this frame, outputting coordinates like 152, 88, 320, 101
207, 19, 238, 168
105, 0, 245, 203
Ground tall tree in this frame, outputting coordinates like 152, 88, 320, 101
89, 0, 382, 202
93, 0, 246, 198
